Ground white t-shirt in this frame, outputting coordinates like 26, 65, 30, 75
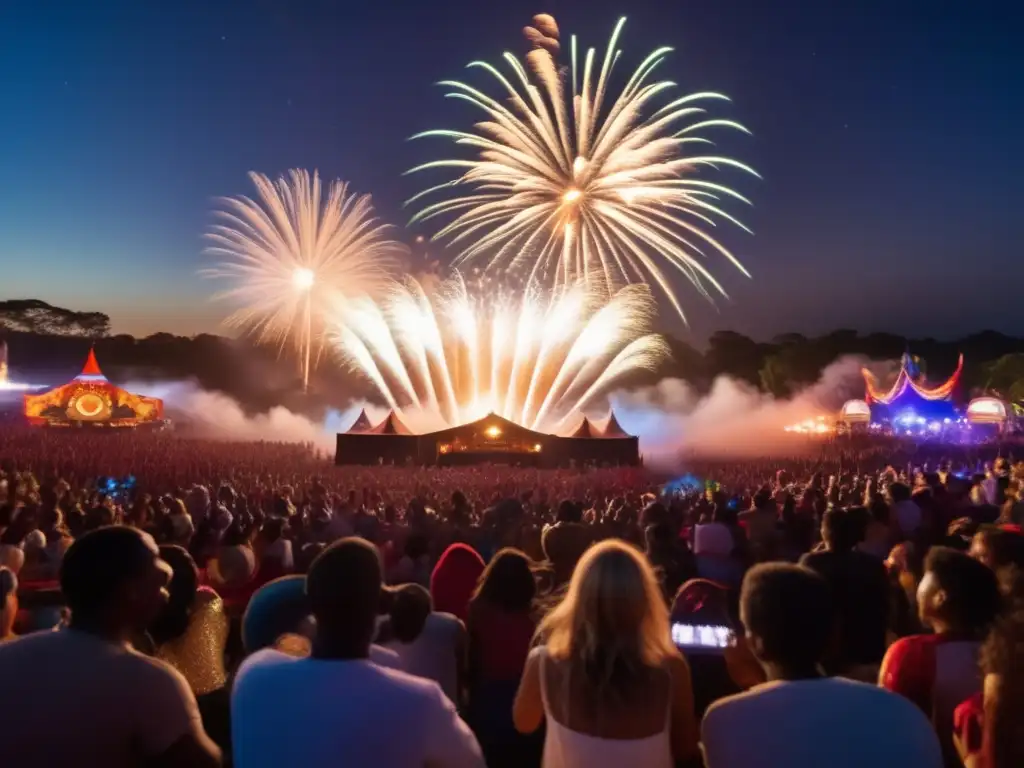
0, 629, 206, 768
701, 677, 942, 768
381, 612, 463, 702
232, 649, 484, 768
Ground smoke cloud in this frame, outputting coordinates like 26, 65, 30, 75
124, 354, 885, 467
122, 379, 370, 452
610, 356, 875, 464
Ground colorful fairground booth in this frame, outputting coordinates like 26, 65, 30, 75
964, 397, 1015, 434
23, 349, 165, 429
838, 399, 872, 426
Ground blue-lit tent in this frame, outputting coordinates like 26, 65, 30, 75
862, 353, 962, 424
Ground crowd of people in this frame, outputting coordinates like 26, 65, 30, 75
0, 425, 1023, 766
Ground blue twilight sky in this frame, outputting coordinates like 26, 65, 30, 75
0, 0, 1020, 344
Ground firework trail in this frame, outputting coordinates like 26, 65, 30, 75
407, 15, 758, 322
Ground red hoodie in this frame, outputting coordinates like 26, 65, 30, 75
430, 543, 485, 622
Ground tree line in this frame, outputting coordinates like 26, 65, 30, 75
3, 300, 1024, 411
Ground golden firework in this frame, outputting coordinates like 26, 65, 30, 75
408, 16, 758, 322
203, 170, 404, 391
332, 273, 668, 432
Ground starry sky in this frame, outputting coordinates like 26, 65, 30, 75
1, 0, 1020, 345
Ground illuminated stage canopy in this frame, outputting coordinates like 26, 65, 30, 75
336, 411, 639, 466
24, 349, 164, 428
861, 353, 961, 423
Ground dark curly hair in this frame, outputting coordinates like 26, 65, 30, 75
925, 546, 1001, 637
980, 567, 1024, 767
149, 545, 199, 645
982, 568, 1024, 675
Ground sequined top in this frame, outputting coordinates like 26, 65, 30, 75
156, 588, 229, 695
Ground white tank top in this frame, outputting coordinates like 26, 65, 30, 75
538, 648, 674, 768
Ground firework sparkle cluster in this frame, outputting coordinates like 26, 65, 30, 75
202, 15, 755, 425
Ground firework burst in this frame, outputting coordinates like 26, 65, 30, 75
407, 15, 758, 321
203, 170, 404, 390
332, 273, 668, 433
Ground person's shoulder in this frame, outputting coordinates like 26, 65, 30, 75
0, 627, 58, 650
799, 550, 830, 568
0, 628, 127, 666
193, 586, 221, 610
817, 676, 892, 698
519, 644, 547, 673
123, 646, 198, 705
810, 678, 938, 718
663, 649, 689, 677
831, 676, 901, 697
369, 660, 453, 705
235, 648, 299, 683
707, 677, 872, 720
836, 678, 942, 729
126, 643, 190, 677
430, 611, 464, 632
23, 635, 197, 705
374, 659, 437, 687
370, 643, 402, 669
0, 628, 60, 665
550, 521, 587, 538
702, 682, 776, 731
662, 651, 692, 688
526, 644, 547, 661
886, 631, 965, 666
708, 678, 792, 709
887, 633, 940, 659
881, 633, 944, 693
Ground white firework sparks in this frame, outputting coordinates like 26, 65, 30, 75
332, 273, 668, 433
203, 169, 404, 390
407, 15, 759, 322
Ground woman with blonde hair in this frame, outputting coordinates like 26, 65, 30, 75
513, 539, 698, 767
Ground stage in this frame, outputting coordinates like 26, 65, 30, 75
335, 412, 640, 467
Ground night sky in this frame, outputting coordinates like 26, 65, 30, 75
1, 0, 1020, 345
